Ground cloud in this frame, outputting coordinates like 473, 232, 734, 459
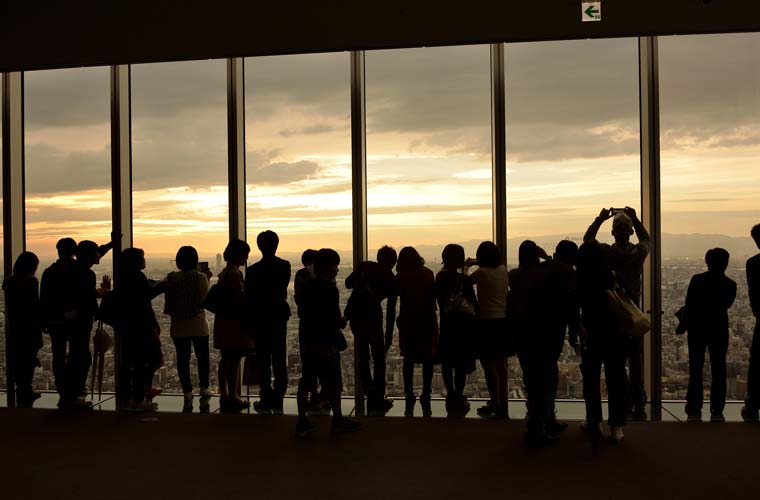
249, 159, 320, 184
279, 123, 340, 137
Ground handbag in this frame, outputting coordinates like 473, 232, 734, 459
606, 281, 650, 337
442, 274, 477, 318
202, 284, 226, 314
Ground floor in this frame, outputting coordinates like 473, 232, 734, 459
1, 405, 759, 500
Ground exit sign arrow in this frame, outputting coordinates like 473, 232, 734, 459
582, 2, 602, 22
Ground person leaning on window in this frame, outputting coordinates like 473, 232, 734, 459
164, 246, 213, 412
214, 238, 254, 413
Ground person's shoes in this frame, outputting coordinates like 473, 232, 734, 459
404, 396, 416, 417
420, 397, 432, 417
741, 405, 759, 422
524, 431, 560, 448
199, 388, 212, 412
580, 420, 601, 433
709, 412, 726, 423
630, 406, 648, 421
295, 420, 317, 439
476, 401, 496, 417
183, 392, 194, 412
253, 400, 272, 414
686, 411, 703, 422
127, 399, 151, 412
271, 405, 284, 415
610, 426, 625, 444
219, 399, 242, 414
330, 417, 362, 434
382, 398, 394, 412
493, 402, 510, 420
546, 421, 569, 436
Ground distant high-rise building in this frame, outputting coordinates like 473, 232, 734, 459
216, 253, 223, 271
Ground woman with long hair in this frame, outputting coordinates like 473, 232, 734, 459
396, 246, 438, 417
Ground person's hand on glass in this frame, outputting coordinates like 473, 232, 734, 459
464, 257, 478, 268
101, 275, 112, 291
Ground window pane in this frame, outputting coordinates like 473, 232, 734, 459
245, 53, 352, 398
24, 67, 113, 394
366, 45, 492, 401
505, 39, 641, 401
660, 33, 760, 404
132, 60, 228, 395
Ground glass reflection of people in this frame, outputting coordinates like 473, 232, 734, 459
3, 252, 43, 408
584, 206, 652, 420
677, 248, 736, 422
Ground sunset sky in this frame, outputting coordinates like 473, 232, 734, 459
17, 33, 760, 263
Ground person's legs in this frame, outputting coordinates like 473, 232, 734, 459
256, 333, 274, 405
454, 368, 467, 398
581, 345, 603, 426
49, 328, 69, 396
686, 335, 706, 415
191, 336, 211, 390
442, 363, 455, 399
402, 357, 415, 397
13, 344, 37, 404
354, 328, 373, 402
271, 322, 289, 408
497, 358, 509, 406
604, 341, 629, 428
173, 337, 193, 393
708, 334, 728, 416
421, 362, 433, 399
627, 336, 647, 409
63, 325, 92, 403
481, 359, 497, 403
229, 352, 243, 401
218, 354, 229, 401
369, 332, 387, 403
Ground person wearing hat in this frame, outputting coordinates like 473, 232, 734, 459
584, 206, 653, 420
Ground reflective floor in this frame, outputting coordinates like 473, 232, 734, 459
0, 390, 750, 423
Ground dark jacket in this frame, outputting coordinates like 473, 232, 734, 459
748, 254, 760, 319
114, 270, 161, 337
680, 271, 736, 337
345, 261, 398, 338
2, 275, 43, 350
245, 256, 291, 322
300, 278, 343, 349
39, 257, 78, 328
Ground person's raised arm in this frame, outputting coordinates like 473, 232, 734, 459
583, 208, 612, 244
624, 206, 653, 257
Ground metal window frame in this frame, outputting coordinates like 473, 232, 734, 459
490, 43, 507, 262
2, 72, 26, 408
228, 58, 247, 242
638, 36, 663, 420
350, 50, 368, 414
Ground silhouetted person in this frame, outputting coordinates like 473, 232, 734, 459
164, 246, 212, 412
214, 239, 253, 412
584, 206, 652, 419
116, 248, 163, 411
676, 248, 736, 422
538, 240, 580, 435
510, 240, 557, 446
58, 240, 110, 409
577, 241, 629, 444
435, 244, 477, 414
469, 241, 510, 420
295, 248, 361, 438
345, 245, 398, 415
294, 249, 321, 408
396, 246, 438, 417
40, 238, 79, 398
3, 252, 43, 407
246, 230, 291, 414
744, 224, 760, 422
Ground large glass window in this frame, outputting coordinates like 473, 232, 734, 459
132, 60, 228, 394
366, 45, 493, 400
245, 53, 352, 396
660, 33, 760, 403
24, 67, 113, 393
505, 39, 642, 400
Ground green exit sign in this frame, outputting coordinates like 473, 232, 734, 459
582, 1, 601, 22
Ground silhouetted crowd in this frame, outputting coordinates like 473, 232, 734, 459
4, 208, 760, 446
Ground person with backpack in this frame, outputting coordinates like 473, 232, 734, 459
164, 246, 213, 412
435, 244, 478, 414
